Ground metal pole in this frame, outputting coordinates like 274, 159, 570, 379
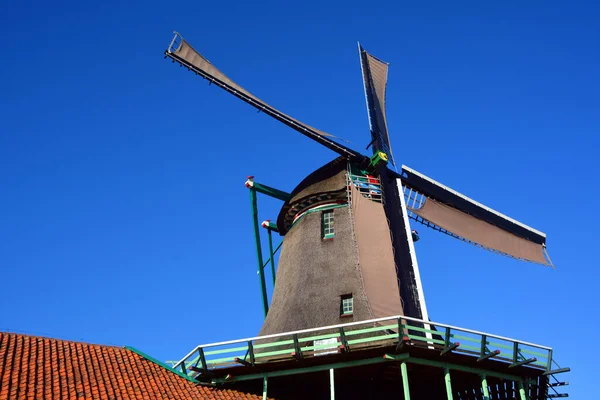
518, 380, 527, 400
267, 228, 276, 286
262, 376, 268, 400
444, 368, 453, 400
329, 368, 335, 399
481, 374, 489, 400
401, 362, 411, 400
250, 187, 269, 317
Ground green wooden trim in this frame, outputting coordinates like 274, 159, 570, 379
216, 354, 409, 383
480, 335, 487, 359
344, 324, 397, 336
441, 342, 460, 355
250, 187, 269, 317
207, 355, 239, 364
400, 356, 525, 381
481, 374, 490, 400
518, 380, 527, 400
546, 349, 553, 372
253, 339, 295, 349
509, 358, 537, 368
124, 346, 197, 383
444, 368, 453, 400
347, 333, 396, 345
204, 345, 250, 356
401, 362, 411, 400
216, 352, 533, 386
261, 242, 283, 270
404, 325, 439, 336
301, 332, 341, 342
262, 220, 279, 231
444, 327, 451, 348
185, 354, 200, 368
252, 182, 291, 201
486, 341, 513, 351
408, 335, 445, 346
459, 344, 481, 352
517, 347, 548, 358
253, 348, 296, 359
198, 348, 207, 370
262, 377, 268, 400
300, 342, 343, 352
248, 341, 256, 366
452, 334, 483, 344
290, 203, 348, 231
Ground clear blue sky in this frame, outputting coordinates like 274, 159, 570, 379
1, 1, 597, 397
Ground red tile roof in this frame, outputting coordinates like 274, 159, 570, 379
0, 332, 265, 400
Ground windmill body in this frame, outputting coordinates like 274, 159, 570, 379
164, 32, 566, 399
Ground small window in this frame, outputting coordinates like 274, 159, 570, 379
340, 294, 353, 316
321, 210, 335, 239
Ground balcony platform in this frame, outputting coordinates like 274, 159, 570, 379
169, 315, 569, 399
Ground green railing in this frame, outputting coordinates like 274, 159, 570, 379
172, 315, 553, 380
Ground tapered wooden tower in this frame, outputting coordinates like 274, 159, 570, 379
259, 158, 405, 336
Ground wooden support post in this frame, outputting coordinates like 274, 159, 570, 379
548, 382, 568, 387
234, 357, 253, 367
338, 328, 349, 352
444, 368, 453, 400
292, 334, 302, 359
401, 362, 411, 400
330, 368, 335, 400
441, 342, 460, 356
262, 376, 268, 400
543, 367, 570, 376
248, 341, 255, 366
396, 318, 409, 352
249, 184, 269, 317
481, 374, 490, 400
509, 358, 536, 368
198, 348, 207, 370
480, 335, 487, 358
189, 366, 216, 379
477, 350, 501, 362
518, 380, 527, 400
546, 349, 553, 372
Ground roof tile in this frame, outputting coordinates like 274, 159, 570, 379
0, 332, 267, 400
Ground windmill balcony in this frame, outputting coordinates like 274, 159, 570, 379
347, 173, 382, 203
169, 314, 568, 399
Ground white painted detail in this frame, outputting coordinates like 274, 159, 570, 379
315, 338, 339, 356
396, 178, 432, 341
401, 165, 546, 238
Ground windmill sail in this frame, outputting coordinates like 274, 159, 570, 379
165, 33, 363, 161
400, 165, 552, 266
359, 44, 395, 166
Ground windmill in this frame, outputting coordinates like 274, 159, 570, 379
164, 33, 571, 400
164, 32, 553, 336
